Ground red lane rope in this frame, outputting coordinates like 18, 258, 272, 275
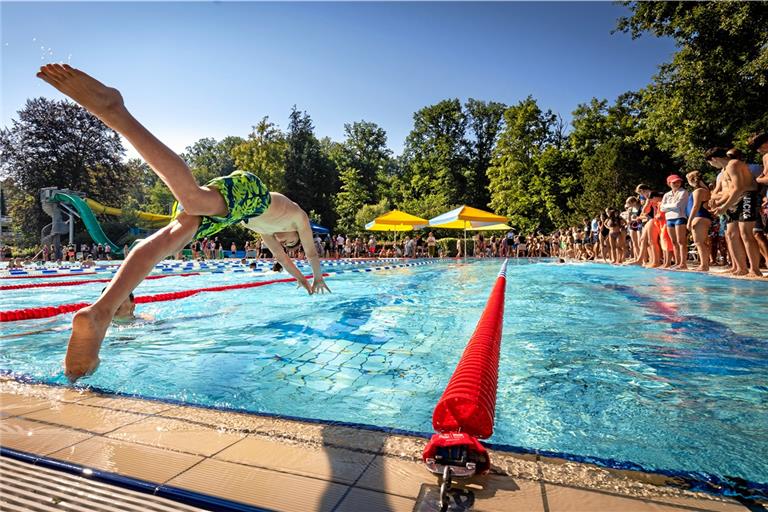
0, 273, 327, 322
432, 261, 507, 438
422, 259, 508, 475
0, 272, 200, 291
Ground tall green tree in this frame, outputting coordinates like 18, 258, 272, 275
0, 98, 127, 246
182, 136, 244, 184
616, 1, 768, 164
231, 116, 288, 192
284, 107, 338, 226
487, 97, 561, 233
334, 168, 370, 234
464, 99, 506, 208
335, 121, 392, 200
330, 121, 393, 232
566, 93, 676, 221
400, 99, 468, 210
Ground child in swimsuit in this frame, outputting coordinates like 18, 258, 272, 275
685, 171, 712, 271
36, 64, 330, 382
604, 208, 625, 264
660, 174, 690, 270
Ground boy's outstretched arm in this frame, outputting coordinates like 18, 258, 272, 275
261, 234, 313, 294
295, 215, 330, 294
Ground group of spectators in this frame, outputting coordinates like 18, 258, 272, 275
306, 232, 442, 259
189, 237, 226, 260
35, 241, 120, 262
550, 133, 768, 277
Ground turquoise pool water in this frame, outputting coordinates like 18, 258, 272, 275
1, 259, 766, 491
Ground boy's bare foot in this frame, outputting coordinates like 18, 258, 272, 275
748, 270, 763, 278
732, 269, 748, 276
36, 64, 127, 127
64, 306, 111, 382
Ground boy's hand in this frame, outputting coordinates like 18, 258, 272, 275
312, 276, 331, 294
297, 277, 313, 294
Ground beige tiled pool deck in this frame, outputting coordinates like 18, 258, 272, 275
0, 378, 759, 511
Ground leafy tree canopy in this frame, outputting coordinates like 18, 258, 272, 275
232, 116, 288, 192
616, 1, 768, 164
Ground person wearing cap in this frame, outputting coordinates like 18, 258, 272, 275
660, 174, 690, 270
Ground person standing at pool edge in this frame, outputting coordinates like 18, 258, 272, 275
36, 64, 331, 382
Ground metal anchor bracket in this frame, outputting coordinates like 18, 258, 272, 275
414, 465, 476, 512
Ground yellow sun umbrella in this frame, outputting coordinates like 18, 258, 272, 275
365, 210, 428, 253
365, 210, 428, 231
428, 206, 508, 258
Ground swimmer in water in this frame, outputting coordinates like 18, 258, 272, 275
36, 64, 330, 382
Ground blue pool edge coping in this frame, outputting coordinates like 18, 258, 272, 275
0, 446, 267, 512
2, 370, 767, 503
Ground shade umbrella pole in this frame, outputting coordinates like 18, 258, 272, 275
464, 225, 467, 262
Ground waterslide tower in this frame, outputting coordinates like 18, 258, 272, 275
40, 187, 80, 255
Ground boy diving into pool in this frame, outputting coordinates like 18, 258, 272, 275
36, 64, 330, 383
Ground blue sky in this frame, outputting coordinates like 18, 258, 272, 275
1, 2, 675, 159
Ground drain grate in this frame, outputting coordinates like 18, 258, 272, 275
0, 456, 205, 511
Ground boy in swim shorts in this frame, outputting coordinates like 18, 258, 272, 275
36, 64, 330, 382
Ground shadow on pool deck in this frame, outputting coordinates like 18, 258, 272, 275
320, 424, 392, 511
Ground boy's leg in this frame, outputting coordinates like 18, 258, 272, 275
726, 223, 747, 274
738, 222, 763, 276
37, 64, 225, 217
65, 213, 200, 382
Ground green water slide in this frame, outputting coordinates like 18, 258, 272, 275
51, 192, 123, 256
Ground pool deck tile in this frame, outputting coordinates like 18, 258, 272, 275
159, 405, 272, 431
49, 436, 204, 484
106, 416, 245, 456
0, 392, 56, 418
0, 416, 93, 455
543, 483, 750, 512
214, 434, 376, 485
79, 395, 177, 415
22, 402, 147, 434
335, 488, 416, 512
167, 457, 349, 512
356, 454, 436, 497
302, 423, 390, 453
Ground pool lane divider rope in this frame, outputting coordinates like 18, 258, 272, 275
0, 274, 324, 322
0, 259, 439, 322
422, 259, 508, 484
0, 258, 407, 280
0, 273, 201, 291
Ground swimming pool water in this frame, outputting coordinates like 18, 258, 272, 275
1, 260, 766, 490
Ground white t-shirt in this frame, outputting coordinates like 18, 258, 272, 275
660, 189, 689, 220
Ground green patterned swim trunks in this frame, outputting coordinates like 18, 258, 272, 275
173, 171, 271, 240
